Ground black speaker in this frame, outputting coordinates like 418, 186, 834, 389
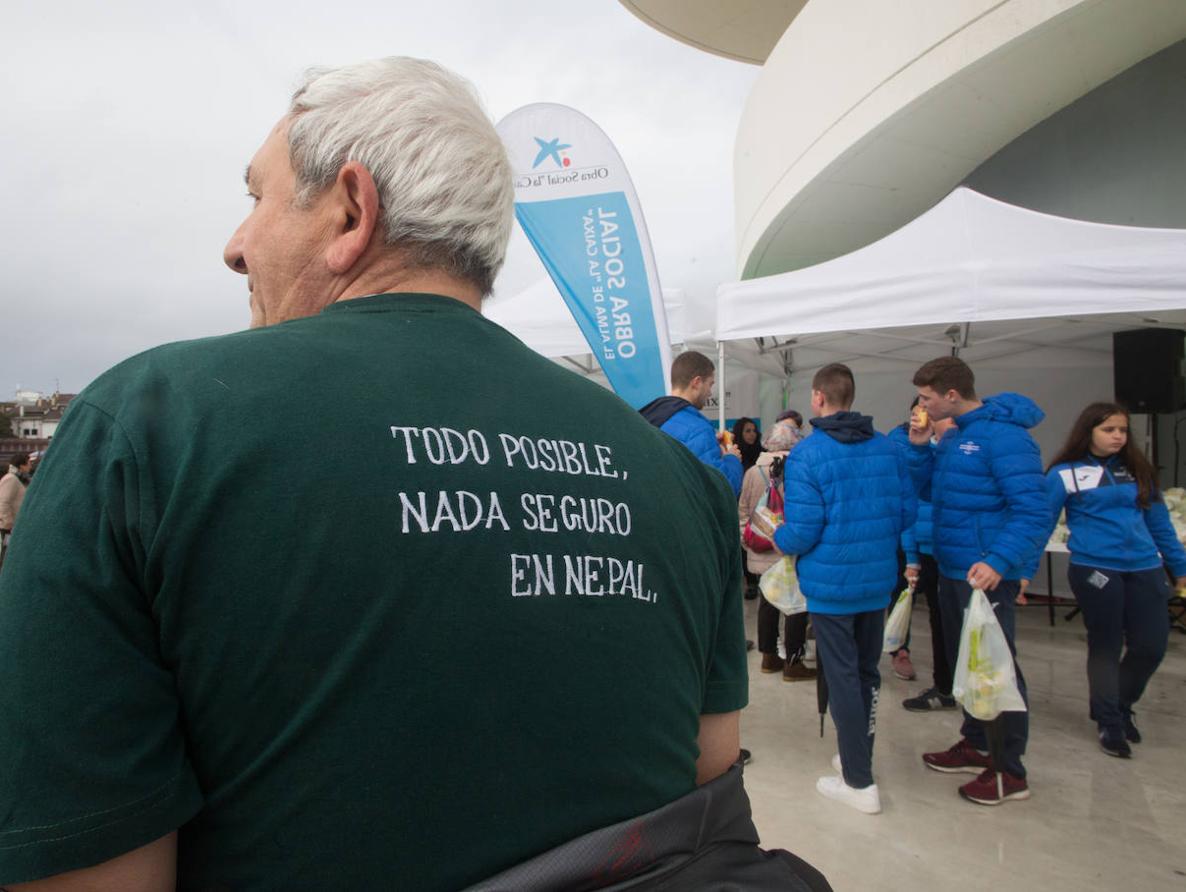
1113, 328, 1185, 413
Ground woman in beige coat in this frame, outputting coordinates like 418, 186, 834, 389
738, 414, 817, 681
0, 452, 32, 567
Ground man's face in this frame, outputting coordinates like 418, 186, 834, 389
916, 385, 956, 421
689, 374, 714, 410
223, 119, 336, 328
809, 389, 826, 417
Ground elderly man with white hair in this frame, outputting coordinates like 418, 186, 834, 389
0, 59, 831, 891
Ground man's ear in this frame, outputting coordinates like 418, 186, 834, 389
325, 161, 382, 274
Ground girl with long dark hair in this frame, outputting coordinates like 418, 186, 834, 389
731, 417, 763, 473
1043, 402, 1186, 758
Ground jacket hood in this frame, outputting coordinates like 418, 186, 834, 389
638, 396, 693, 428
961, 393, 1045, 430
811, 411, 875, 443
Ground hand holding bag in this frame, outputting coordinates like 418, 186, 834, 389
882, 586, 913, 653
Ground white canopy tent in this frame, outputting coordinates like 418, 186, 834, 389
717, 187, 1186, 344
713, 187, 1186, 457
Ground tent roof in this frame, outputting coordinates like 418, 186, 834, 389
752, 312, 1186, 376
484, 278, 689, 363
716, 187, 1186, 359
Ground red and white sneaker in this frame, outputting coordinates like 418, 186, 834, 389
922, 738, 992, 774
958, 768, 1030, 805
891, 649, 917, 681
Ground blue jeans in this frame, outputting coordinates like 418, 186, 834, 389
1067, 564, 1170, 734
938, 576, 1029, 778
812, 610, 884, 789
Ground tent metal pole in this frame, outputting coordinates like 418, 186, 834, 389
950, 322, 971, 357
783, 349, 792, 412
1069, 316, 1186, 332
561, 356, 595, 375
845, 330, 951, 347
717, 340, 726, 432
963, 321, 1065, 347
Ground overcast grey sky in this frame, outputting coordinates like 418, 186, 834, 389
0, 0, 758, 398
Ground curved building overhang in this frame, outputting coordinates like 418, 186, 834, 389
618, 0, 807, 65
735, 0, 1186, 278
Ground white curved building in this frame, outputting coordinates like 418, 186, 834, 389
624, 0, 1186, 278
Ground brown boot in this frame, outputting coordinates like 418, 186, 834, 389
783, 660, 818, 682
760, 653, 785, 673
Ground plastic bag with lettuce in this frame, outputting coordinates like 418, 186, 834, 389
952, 589, 1027, 721
882, 586, 913, 653
759, 556, 806, 616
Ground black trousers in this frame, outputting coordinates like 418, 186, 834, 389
939, 576, 1029, 778
1068, 564, 1170, 733
758, 596, 807, 660
888, 553, 950, 693
916, 554, 949, 694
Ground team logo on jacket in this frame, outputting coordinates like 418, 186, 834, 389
958, 441, 981, 455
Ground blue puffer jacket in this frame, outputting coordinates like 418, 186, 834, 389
1036, 455, 1186, 577
890, 424, 933, 562
774, 412, 916, 614
906, 393, 1047, 580
656, 405, 743, 496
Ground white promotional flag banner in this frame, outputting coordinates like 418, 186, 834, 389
496, 103, 671, 409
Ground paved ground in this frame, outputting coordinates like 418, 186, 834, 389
741, 597, 1186, 891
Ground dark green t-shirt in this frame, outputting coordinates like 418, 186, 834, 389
0, 293, 747, 889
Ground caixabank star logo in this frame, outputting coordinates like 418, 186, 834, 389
532, 136, 572, 169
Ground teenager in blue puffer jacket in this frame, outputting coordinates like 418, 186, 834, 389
905, 357, 1048, 807
639, 351, 743, 497
755, 364, 915, 816
1037, 402, 1186, 759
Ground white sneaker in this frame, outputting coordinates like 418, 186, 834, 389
831, 754, 843, 774
816, 774, 881, 814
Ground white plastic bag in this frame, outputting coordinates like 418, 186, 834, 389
759, 557, 806, 616
882, 587, 913, 653
952, 589, 1028, 720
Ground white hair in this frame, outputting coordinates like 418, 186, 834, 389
762, 419, 803, 452
286, 57, 513, 295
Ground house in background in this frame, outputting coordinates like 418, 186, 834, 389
2, 389, 77, 441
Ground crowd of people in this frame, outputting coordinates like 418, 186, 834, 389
681, 351, 1186, 816
0, 50, 1181, 889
